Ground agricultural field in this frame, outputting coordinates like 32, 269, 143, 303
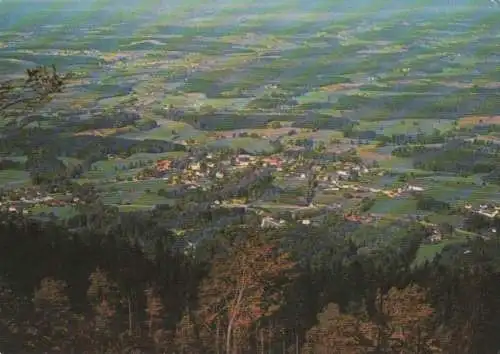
0, 170, 31, 187
206, 137, 276, 154
29, 205, 79, 220
412, 229, 477, 267
1, 0, 500, 267
356, 119, 455, 136
121, 120, 208, 142
369, 196, 419, 215
457, 115, 500, 128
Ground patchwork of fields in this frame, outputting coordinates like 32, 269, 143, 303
1, 1, 500, 264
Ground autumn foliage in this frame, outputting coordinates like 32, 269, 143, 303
303, 284, 441, 354
0, 213, 499, 353
197, 228, 297, 353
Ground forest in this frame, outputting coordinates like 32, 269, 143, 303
391, 140, 500, 175
1, 205, 500, 353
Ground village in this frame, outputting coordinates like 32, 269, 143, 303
1, 148, 500, 250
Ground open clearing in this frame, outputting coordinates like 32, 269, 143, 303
457, 115, 500, 128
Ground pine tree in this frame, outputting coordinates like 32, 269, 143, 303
0, 281, 30, 352
174, 310, 202, 354
144, 286, 165, 338
32, 277, 78, 352
382, 285, 440, 353
302, 302, 377, 354
87, 268, 122, 350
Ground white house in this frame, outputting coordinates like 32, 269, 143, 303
261, 216, 283, 229
478, 210, 498, 218
407, 185, 424, 192
190, 162, 201, 171
429, 230, 442, 243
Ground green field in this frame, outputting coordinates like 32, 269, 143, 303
117, 204, 155, 212
369, 196, 419, 215
29, 205, 79, 219
121, 121, 207, 142
0, 170, 31, 187
206, 137, 276, 154
412, 229, 475, 268
356, 119, 455, 136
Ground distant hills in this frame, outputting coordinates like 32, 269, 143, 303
293, 0, 498, 11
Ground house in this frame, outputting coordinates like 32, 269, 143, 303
156, 159, 172, 172
478, 210, 498, 218
261, 157, 283, 168
337, 170, 350, 180
261, 216, 284, 229
189, 162, 201, 171
237, 154, 252, 161
407, 185, 424, 192
429, 230, 442, 243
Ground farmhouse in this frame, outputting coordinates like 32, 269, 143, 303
406, 184, 424, 192
156, 159, 172, 172
260, 216, 285, 229
189, 162, 201, 171
337, 170, 351, 179
236, 154, 253, 167
261, 156, 283, 168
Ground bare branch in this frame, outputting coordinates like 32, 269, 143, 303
0, 65, 68, 119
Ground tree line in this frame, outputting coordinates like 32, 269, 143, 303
0, 207, 499, 353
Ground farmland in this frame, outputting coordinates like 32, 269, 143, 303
0, 0, 499, 266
